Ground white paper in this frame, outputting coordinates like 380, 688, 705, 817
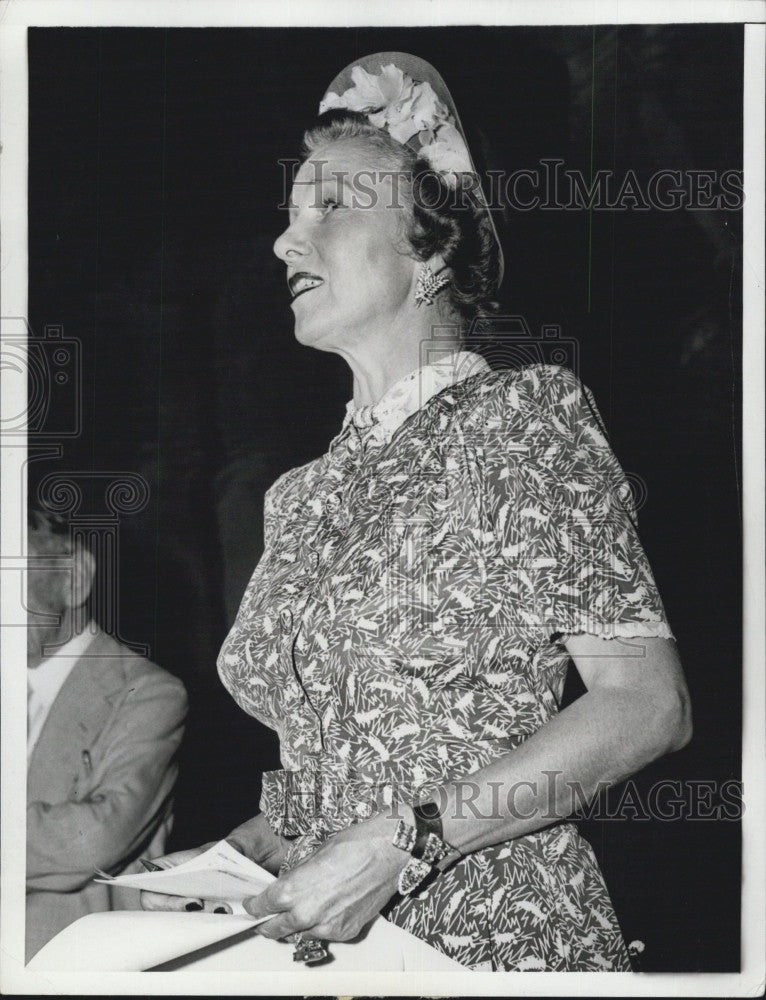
28, 909, 466, 972
95, 840, 275, 910
32, 837, 466, 972
28, 911, 262, 971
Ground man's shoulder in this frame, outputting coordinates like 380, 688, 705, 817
84, 629, 186, 698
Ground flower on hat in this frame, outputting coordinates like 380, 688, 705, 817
324, 64, 410, 114
319, 63, 470, 185
419, 122, 472, 180
369, 77, 446, 144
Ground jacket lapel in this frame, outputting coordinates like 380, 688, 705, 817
27, 629, 125, 803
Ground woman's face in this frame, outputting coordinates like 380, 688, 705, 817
273, 139, 418, 351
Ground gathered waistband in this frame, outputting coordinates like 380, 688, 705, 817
261, 738, 517, 838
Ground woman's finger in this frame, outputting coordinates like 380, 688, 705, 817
144, 843, 213, 869
138, 842, 217, 911
140, 890, 204, 912
251, 911, 302, 940
202, 900, 232, 914
307, 920, 365, 943
241, 885, 288, 921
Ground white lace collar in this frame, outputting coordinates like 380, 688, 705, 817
341, 350, 490, 444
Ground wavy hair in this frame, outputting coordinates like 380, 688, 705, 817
301, 110, 500, 324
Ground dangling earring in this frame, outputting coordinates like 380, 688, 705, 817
414, 263, 450, 307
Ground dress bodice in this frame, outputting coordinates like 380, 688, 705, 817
216, 359, 670, 971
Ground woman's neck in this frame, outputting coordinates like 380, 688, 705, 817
338, 309, 465, 408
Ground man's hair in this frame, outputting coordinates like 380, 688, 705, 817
28, 508, 74, 555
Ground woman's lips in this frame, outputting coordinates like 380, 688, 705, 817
288, 272, 324, 300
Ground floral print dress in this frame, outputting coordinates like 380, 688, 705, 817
217, 352, 673, 971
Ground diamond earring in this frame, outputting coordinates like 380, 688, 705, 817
414, 264, 450, 307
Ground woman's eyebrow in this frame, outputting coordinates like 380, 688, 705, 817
318, 173, 352, 200
288, 174, 352, 213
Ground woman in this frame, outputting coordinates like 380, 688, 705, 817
143, 52, 692, 972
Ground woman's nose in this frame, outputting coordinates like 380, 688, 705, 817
273, 220, 310, 264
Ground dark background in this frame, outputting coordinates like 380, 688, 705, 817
28, 25, 742, 972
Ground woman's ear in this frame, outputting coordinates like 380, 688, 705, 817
425, 252, 449, 276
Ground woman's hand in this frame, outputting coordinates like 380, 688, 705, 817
139, 842, 221, 912
140, 814, 291, 913
242, 811, 410, 942
224, 812, 290, 876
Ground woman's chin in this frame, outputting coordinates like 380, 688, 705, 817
293, 317, 333, 350
293, 321, 316, 346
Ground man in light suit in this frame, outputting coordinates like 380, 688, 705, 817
26, 508, 188, 963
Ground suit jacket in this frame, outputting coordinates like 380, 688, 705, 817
26, 629, 187, 962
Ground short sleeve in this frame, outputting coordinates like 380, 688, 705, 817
483, 365, 673, 643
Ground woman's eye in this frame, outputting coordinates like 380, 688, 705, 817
320, 197, 340, 215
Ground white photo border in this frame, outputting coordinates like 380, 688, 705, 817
1, 1, 763, 996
